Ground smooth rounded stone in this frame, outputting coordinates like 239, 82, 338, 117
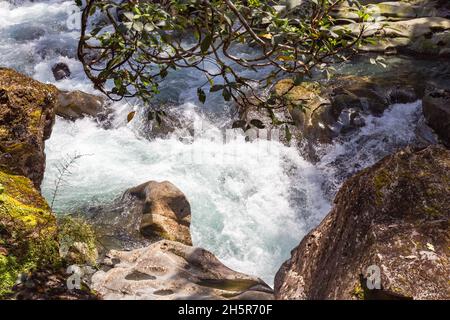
339, 17, 450, 55
85, 180, 192, 251
275, 146, 450, 300
56, 90, 108, 121
127, 180, 192, 246
91, 240, 274, 300
51, 62, 71, 81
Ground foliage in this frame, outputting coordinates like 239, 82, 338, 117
50, 152, 88, 211
57, 215, 97, 265
77, 0, 371, 119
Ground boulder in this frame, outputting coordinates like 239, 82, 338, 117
275, 146, 450, 300
87, 180, 192, 249
127, 181, 192, 245
56, 90, 109, 121
422, 85, 450, 147
91, 240, 273, 300
0, 67, 58, 188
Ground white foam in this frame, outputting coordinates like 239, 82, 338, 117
41, 108, 330, 284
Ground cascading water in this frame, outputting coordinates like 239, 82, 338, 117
0, 0, 435, 286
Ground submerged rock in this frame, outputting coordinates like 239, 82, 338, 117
0, 67, 58, 188
91, 240, 273, 300
51, 62, 71, 81
422, 84, 450, 147
275, 146, 450, 300
272, 74, 421, 161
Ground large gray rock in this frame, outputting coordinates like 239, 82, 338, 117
91, 240, 274, 300
275, 146, 450, 300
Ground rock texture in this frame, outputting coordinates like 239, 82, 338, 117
92, 240, 273, 300
90, 180, 274, 300
271, 74, 422, 161
423, 84, 450, 147
275, 146, 450, 300
128, 181, 192, 245
87, 180, 192, 249
331, 1, 450, 56
56, 90, 108, 121
0, 67, 58, 188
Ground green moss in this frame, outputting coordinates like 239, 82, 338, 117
0, 171, 59, 297
373, 169, 392, 205
351, 282, 365, 300
58, 215, 97, 266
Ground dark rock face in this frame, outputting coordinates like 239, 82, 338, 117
422, 85, 450, 147
0, 67, 58, 188
275, 146, 450, 300
51, 62, 71, 81
10, 268, 98, 300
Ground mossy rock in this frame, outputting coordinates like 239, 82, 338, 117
0, 67, 58, 188
276, 146, 450, 300
0, 170, 59, 297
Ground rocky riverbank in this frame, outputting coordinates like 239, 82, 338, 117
275, 145, 450, 300
0, 68, 274, 300
1, 0, 450, 300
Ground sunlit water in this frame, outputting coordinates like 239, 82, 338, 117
0, 0, 434, 285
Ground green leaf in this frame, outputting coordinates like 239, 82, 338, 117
284, 125, 292, 143
293, 74, 304, 85
222, 88, 231, 101
133, 22, 144, 32
250, 119, 265, 129
200, 34, 212, 53
197, 88, 206, 104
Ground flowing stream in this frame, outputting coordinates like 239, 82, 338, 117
0, 0, 434, 285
